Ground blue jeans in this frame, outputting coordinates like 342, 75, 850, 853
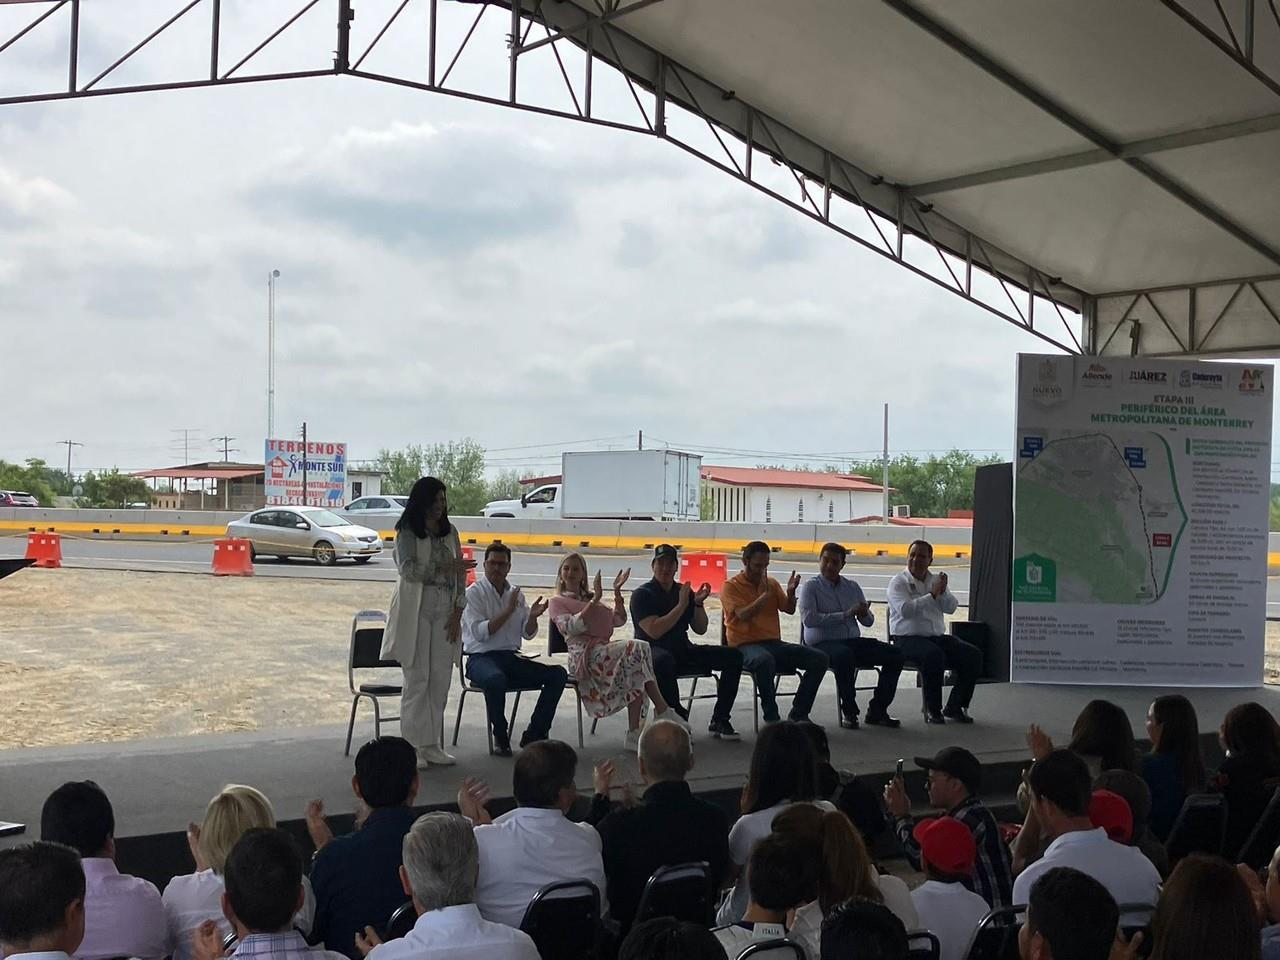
738, 640, 828, 723
465, 651, 567, 743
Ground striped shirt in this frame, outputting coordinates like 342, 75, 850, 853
893, 795, 1013, 910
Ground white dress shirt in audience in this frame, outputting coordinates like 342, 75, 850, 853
789, 872, 920, 959
1011, 827, 1161, 920
7, 953, 73, 960
462, 578, 536, 654
717, 800, 836, 925
163, 869, 317, 960
713, 921, 792, 960
473, 807, 609, 928
911, 880, 990, 960
75, 857, 168, 960
367, 903, 539, 960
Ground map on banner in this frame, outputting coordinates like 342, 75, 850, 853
1011, 354, 1273, 687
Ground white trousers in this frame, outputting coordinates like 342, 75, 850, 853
400, 586, 457, 750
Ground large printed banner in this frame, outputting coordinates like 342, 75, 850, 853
1012, 355, 1273, 686
264, 439, 347, 507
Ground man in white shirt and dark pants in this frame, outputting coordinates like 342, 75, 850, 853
1011, 750, 1161, 922
887, 539, 982, 724
460, 740, 609, 928
461, 542, 564, 757
356, 813, 538, 960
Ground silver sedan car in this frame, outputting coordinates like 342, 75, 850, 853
226, 506, 383, 566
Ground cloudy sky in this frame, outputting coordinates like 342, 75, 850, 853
1, 0, 1256, 479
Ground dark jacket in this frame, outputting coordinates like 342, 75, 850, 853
595, 780, 730, 931
1212, 753, 1280, 859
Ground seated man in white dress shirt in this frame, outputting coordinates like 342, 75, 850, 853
0, 842, 87, 960
39, 780, 168, 960
462, 542, 565, 757
353, 813, 538, 960
459, 740, 609, 928
886, 539, 982, 724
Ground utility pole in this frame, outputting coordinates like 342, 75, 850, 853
300, 421, 308, 507
881, 403, 890, 523
637, 429, 643, 450
170, 428, 201, 464
210, 436, 238, 462
268, 270, 280, 442
57, 440, 84, 484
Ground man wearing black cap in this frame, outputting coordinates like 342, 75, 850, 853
883, 746, 1013, 909
630, 544, 744, 740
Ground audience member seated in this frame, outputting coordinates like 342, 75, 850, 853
1212, 702, 1280, 859
1239, 842, 1280, 959
712, 835, 808, 960
0, 842, 86, 960
1141, 694, 1206, 841
1147, 854, 1259, 960
717, 722, 832, 923
192, 828, 347, 960
165, 784, 314, 960
797, 541, 903, 729
40, 780, 168, 960
908, 817, 990, 960
1018, 867, 1120, 960
1012, 750, 1161, 918
307, 737, 422, 958
1089, 789, 1134, 844
1093, 770, 1169, 879
620, 918, 725, 960
796, 721, 887, 846
352, 812, 538, 960
631, 544, 743, 740
458, 739, 609, 927
595, 720, 730, 931
777, 803, 917, 957
818, 898, 908, 960
721, 541, 828, 725
883, 746, 1013, 909
462, 542, 563, 756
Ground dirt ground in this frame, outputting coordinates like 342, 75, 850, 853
1, 568, 1277, 750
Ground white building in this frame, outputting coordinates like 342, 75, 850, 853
346, 468, 385, 502
701, 467, 887, 524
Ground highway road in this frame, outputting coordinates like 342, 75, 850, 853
3, 537, 972, 603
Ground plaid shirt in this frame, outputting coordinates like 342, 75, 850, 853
894, 795, 1014, 909
230, 932, 346, 960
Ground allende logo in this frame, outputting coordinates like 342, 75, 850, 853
1128, 369, 1168, 384
1081, 362, 1112, 387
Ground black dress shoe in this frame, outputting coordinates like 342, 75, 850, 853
943, 708, 975, 724
923, 709, 947, 724
864, 709, 901, 729
518, 730, 546, 748
839, 714, 860, 730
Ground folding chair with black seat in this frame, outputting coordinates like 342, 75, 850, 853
384, 901, 416, 940
1237, 785, 1280, 867
633, 861, 715, 928
519, 878, 602, 960
452, 650, 550, 753
1115, 903, 1156, 960
547, 620, 587, 748
735, 939, 807, 960
963, 904, 1025, 960
906, 930, 941, 960
1165, 792, 1227, 864
344, 610, 402, 755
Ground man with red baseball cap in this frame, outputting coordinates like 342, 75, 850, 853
910, 817, 991, 960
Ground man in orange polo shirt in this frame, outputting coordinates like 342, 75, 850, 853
722, 541, 828, 724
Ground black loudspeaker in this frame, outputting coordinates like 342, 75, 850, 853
970, 463, 1013, 681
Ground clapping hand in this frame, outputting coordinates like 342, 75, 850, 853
590, 570, 604, 605
529, 595, 549, 618
187, 821, 206, 871
694, 583, 712, 604
932, 572, 949, 597
457, 777, 492, 824
505, 586, 522, 614
787, 571, 801, 594
192, 920, 228, 960
679, 581, 693, 607
594, 760, 617, 796
305, 799, 334, 851
613, 568, 631, 593
354, 926, 384, 958
1026, 723, 1054, 761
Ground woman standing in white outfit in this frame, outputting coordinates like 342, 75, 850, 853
381, 476, 474, 768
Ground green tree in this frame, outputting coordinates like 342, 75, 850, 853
847, 450, 1002, 517
0, 459, 59, 506
374, 439, 490, 516
485, 469, 530, 504
74, 468, 151, 508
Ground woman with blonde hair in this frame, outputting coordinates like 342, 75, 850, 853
162, 784, 315, 960
548, 552, 678, 749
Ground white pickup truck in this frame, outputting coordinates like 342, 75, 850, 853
482, 483, 563, 519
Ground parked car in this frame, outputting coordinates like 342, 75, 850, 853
226, 506, 382, 566
343, 495, 409, 513
0, 491, 39, 507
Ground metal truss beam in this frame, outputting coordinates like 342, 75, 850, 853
1161, 0, 1280, 98
883, 0, 1280, 273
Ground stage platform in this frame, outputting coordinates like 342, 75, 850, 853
0, 679, 1269, 886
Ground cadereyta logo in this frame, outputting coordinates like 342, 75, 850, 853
1240, 368, 1268, 394
1190, 370, 1223, 389
1080, 362, 1112, 387
1128, 369, 1167, 383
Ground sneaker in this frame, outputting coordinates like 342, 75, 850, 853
417, 745, 456, 767
708, 717, 741, 741
624, 728, 642, 751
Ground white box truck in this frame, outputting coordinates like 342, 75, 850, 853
482, 450, 702, 520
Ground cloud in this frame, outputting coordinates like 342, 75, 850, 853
0, 165, 74, 224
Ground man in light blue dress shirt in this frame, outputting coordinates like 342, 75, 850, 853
797, 542, 903, 729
